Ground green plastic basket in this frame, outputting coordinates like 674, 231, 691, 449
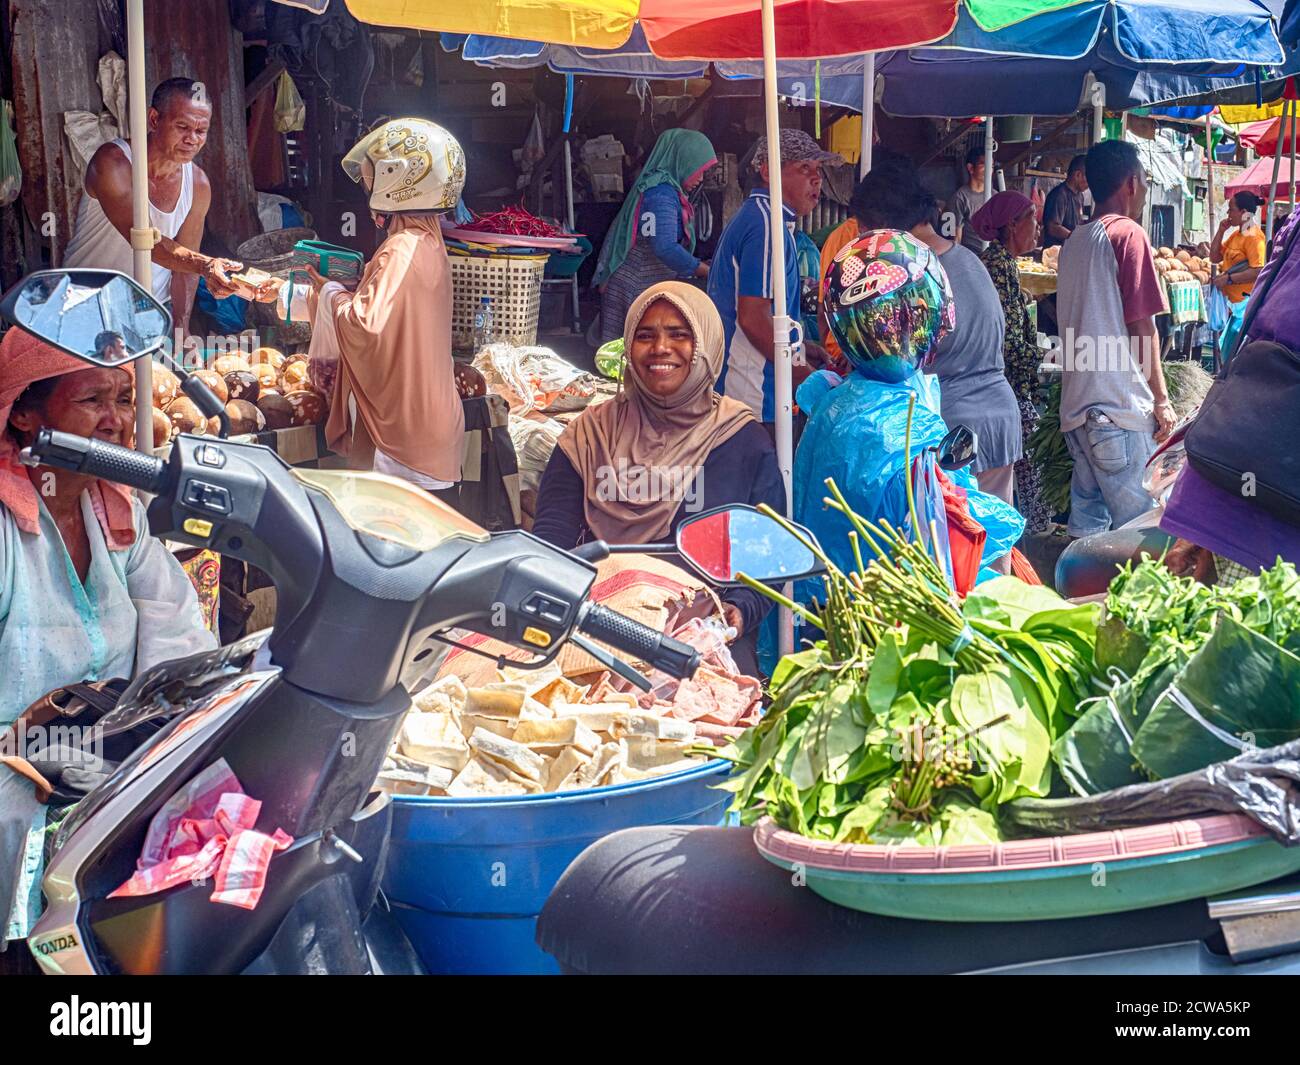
754, 814, 1300, 922
544, 235, 593, 279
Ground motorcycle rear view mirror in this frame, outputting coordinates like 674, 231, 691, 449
938, 424, 978, 471
0, 269, 171, 368
675, 505, 825, 586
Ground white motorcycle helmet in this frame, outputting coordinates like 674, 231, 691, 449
341, 118, 466, 213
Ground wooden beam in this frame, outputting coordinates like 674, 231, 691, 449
920, 120, 981, 168
1000, 115, 1079, 172
245, 58, 286, 109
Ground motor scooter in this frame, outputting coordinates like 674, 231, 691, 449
2, 269, 825, 975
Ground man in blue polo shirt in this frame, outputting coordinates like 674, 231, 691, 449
709, 129, 842, 427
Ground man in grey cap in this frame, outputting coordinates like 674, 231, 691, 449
708, 129, 844, 427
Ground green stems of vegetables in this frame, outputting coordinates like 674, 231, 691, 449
820, 482, 998, 671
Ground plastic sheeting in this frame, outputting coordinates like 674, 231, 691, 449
1005, 737, 1300, 843
791, 369, 1024, 604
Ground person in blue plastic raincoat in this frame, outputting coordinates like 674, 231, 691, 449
792, 229, 1025, 607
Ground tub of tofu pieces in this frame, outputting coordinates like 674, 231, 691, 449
377, 670, 735, 975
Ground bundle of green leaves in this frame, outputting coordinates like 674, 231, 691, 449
712, 483, 1099, 847
1054, 559, 1300, 793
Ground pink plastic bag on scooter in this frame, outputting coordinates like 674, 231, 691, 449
108, 758, 292, 910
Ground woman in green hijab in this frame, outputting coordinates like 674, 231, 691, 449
593, 129, 718, 344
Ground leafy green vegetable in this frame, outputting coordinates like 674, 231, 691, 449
1054, 559, 1300, 793
1132, 616, 1300, 778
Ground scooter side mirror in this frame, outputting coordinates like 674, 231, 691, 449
0, 268, 171, 366
938, 424, 978, 471
675, 505, 825, 587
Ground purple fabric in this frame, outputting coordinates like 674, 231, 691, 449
1244, 206, 1300, 351
1160, 465, 1300, 571
969, 191, 1034, 243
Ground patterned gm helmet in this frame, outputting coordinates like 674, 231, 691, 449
341, 118, 466, 213
822, 229, 955, 383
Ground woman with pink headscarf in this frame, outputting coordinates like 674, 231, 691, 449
0, 327, 215, 956
972, 191, 1053, 535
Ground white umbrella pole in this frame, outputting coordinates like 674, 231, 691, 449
761, 0, 794, 656
984, 116, 994, 204
127, 0, 154, 454
564, 137, 576, 232
1205, 112, 1215, 245
1290, 98, 1297, 226
1266, 103, 1285, 244
859, 53, 875, 178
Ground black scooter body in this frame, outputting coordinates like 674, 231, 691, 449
26, 431, 696, 975
54, 631, 407, 975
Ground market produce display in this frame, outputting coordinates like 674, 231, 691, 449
1154, 246, 1211, 285
715, 473, 1300, 846
377, 670, 711, 798
1054, 559, 1300, 794
148, 349, 326, 447
712, 479, 1100, 846
458, 204, 568, 240
1027, 360, 1213, 516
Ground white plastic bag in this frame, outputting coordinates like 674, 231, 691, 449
273, 71, 306, 134
472, 342, 596, 415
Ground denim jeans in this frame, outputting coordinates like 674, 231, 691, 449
1063, 408, 1158, 537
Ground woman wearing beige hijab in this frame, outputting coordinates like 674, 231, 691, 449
534, 281, 784, 660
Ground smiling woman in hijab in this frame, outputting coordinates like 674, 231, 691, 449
593, 130, 718, 345
533, 281, 784, 660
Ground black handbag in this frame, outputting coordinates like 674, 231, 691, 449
1185, 339, 1300, 523
1183, 212, 1300, 525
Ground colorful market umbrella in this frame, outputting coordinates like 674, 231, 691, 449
348, 0, 963, 58
713, 0, 1287, 117
1236, 113, 1300, 154
1227, 152, 1298, 196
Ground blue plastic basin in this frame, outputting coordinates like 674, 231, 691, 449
383, 759, 732, 974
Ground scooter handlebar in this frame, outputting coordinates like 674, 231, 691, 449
577, 602, 701, 680
24, 429, 172, 495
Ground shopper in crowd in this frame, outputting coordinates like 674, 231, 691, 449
708, 129, 841, 429
593, 130, 719, 345
303, 118, 466, 504
64, 77, 276, 333
972, 190, 1054, 535
795, 229, 1024, 592
852, 165, 1023, 570
1055, 140, 1174, 538
1209, 190, 1268, 355
533, 282, 782, 673
816, 150, 915, 369
947, 145, 990, 255
0, 327, 216, 952
1042, 155, 1089, 249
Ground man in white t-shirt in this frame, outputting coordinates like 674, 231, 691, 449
64, 78, 275, 332
1055, 140, 1176, 538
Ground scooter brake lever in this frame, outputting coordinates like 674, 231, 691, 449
568, 632, 653, 693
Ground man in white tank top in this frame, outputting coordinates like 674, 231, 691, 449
64, 78, 275, 333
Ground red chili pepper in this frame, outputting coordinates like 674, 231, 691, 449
461, 204, 565, 239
